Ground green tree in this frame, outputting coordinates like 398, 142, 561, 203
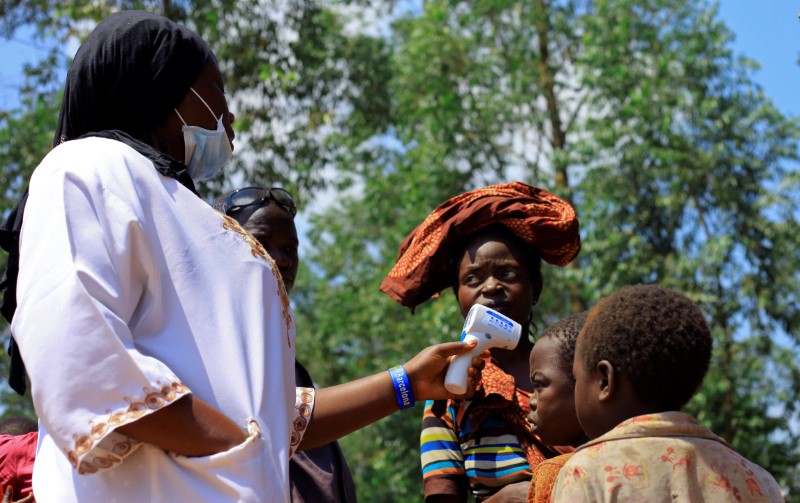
1, 0, 798, 500
576, 0, 800, 489
0, 47, 63, 420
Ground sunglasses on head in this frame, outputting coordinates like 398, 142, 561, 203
217, 186, 297, 217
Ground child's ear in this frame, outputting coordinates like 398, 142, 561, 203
596, 360, 615, 402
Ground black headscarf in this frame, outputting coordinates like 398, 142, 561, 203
0, 10, 213, 394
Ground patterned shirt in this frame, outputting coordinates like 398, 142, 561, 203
552, 412, 785, 502
527, 453, 572, 503
420, 361, 564, 501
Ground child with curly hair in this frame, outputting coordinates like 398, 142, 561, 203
526, 312, 589, 503
553, 284, 784, 502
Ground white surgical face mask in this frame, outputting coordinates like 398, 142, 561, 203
174, 87, 232, 182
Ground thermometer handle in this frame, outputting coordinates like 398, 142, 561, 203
444, 334, 481, 395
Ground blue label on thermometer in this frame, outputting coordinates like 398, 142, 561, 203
482, 310, 514, 334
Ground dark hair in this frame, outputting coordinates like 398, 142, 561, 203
0, 415, 37, 435
579, 284, 712, 411
539, 311, 588, 385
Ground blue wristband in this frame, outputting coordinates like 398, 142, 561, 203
388, 365, 415, 410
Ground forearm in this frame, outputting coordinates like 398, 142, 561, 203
299, 340, 484, 450
424, 473, 470, 502
482, 481, 530, 502
116, 394, 246, 456
299, 371, 399, 450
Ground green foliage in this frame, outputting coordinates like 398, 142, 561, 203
191, 0, 394, 201
0, 49, 61, 211
1, 0, 798, 500
575, 5, 800, 495
0, 331, 34, 420
0, 45, 61, 420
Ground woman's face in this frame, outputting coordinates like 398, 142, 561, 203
235, 202, 299, 293
153, 58, 235, 163
455, 232, 541, 326
528, 336, 584, 446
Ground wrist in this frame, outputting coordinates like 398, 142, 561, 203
387, 365, 416, 410
401, 361, 421, 401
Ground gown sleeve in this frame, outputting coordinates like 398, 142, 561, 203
11, 142, 191, 475
289, 387, 315, 458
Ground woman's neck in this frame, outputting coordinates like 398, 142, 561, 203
490, 335, 535, 390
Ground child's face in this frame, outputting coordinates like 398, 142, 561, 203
455, 233, 539, 326
527, 336, 584, 446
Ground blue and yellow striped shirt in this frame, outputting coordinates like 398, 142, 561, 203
420, 362, 563, 500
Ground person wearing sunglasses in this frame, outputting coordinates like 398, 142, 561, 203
217, 187, 299, 293
217, 186, 297, 217
220, 186, 356, 502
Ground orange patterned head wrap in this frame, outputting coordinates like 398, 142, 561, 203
380, 182, 580, 309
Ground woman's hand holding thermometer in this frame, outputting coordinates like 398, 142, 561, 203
444, 304, 521, 395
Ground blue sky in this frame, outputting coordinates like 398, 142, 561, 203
0, 3, 797, 116
717, 1, 799, 117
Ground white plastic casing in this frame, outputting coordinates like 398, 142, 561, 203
443, 304, 521, 395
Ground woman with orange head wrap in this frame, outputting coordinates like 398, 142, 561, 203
381, 182, 581, 502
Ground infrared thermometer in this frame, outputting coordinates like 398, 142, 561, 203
444, 304, 522, 395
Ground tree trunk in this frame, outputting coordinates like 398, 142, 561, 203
532, 0, 586, 313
